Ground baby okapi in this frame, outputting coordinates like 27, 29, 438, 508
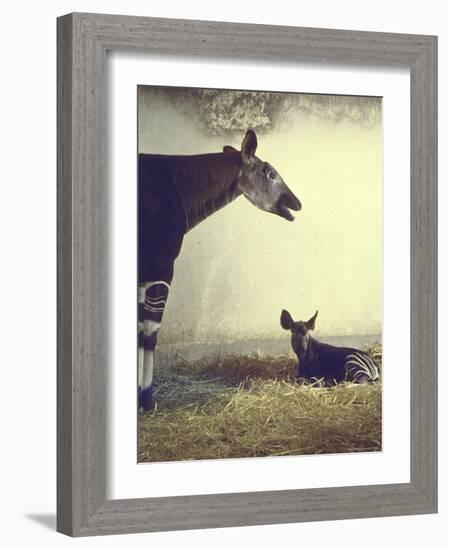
280, 309, 379, 385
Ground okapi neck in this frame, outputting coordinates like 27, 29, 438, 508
173, 152, 243, 231
301, 338, 319, 366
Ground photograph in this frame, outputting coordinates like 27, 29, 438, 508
137, 85, 383, 463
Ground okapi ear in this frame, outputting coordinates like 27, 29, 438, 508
241, 129, 258, 163
306, 310, 318, 331
223, 145, 238, 153
280, 309, 294, 330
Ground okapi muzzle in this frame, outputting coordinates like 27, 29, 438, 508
275, 189, 303, 221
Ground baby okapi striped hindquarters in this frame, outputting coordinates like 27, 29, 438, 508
280, 309, 379, 385
138, 129, 302, 411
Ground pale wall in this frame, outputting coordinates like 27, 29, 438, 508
139, 89, 382, 342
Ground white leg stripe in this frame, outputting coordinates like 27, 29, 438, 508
142, 350, 154, 390
138, 314, 144, 389
145, 299, 167, 306
138, 347, 143, 388
144, 281, 170, 290
143, 320, 161, 336
142, 320, 161, 390
138, 285, 146, 303
144, 305, 166, 313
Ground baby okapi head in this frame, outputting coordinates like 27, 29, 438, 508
280, 309, 318, 357
223, 129, 302, 221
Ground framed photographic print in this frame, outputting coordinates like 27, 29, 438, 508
57, 13, 437, 536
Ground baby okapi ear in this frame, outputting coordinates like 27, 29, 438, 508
241, 129, 258, 164
280, 309, 294, 330
223, 145, 238, 153
306, 310, 318, 331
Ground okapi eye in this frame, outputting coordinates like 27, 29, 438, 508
264, 166, 276, 179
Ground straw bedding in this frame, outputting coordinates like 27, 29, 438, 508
138, 344, 382, 462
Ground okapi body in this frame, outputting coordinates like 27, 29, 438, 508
138, 130, 302, 411
280, 309, 379, 385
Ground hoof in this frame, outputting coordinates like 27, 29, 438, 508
139, 385, 153, 412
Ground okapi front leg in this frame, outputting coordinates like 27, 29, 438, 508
138, 281, 170, 411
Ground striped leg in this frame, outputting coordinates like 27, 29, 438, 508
138, 285, 145, 394
138, 281, 170, 411
345, 352, 379, 383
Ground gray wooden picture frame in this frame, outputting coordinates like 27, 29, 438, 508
57, 12, 438, 537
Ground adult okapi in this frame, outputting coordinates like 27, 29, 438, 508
138, 129, 302, 411
280, 309, 379, 385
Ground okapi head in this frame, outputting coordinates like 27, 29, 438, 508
280, 309, 318, 356
223, 129, 302, 221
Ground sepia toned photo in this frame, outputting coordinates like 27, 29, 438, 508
137, 85, 382, 462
